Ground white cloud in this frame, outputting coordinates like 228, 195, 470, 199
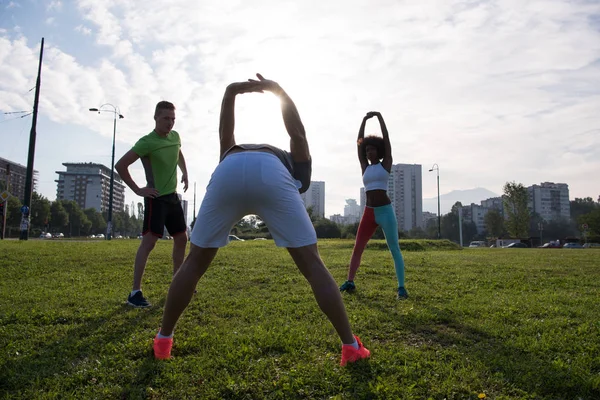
47, 0, 62, 12
74, 24, 91, 35
45, 17, 55, 25
6, 1, 20, 9
1, 0, 599, 215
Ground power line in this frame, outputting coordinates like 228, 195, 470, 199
0, 112, 33, 123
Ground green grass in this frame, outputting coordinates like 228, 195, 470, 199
0, 239, 599, 399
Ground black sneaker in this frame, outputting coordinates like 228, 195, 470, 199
340, 280, 356, 292
127, 291, 151, 308
397, 286, 409, 300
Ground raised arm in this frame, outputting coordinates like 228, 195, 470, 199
219, 81, 265, 159
373, 111, 392, 171
357, 114, 370, 172
249, 73, 310, 162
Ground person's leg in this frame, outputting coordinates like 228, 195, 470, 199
159, 244, 218, 336
288, 245, 355, 344
347, 208, 378, 281
374, 205, 407, 292
165, 196, 189, 275
172, 232, 188, 274
132, 233, 160, 291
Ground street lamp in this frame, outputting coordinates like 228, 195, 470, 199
89, 104, 124, 241
428, 163, 441, 239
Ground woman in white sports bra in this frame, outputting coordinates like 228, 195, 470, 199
339, 111, 408, 300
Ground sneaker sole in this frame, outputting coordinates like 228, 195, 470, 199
126, 300, 151, 308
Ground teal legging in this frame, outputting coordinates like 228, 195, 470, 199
348, 204, 406, 287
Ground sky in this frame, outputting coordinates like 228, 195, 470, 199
1, 0, 599, 220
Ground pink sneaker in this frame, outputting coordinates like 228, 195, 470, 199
340, 335, 371, 366
153, 334, 173, 360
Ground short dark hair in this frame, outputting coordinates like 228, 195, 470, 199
359, 135, 385, 160
154, 101, 175, 117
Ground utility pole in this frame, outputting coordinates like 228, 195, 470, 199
20, 37, 44, 241
0, 164, 10, 239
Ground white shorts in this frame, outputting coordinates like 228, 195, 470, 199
190, 151, 317, 248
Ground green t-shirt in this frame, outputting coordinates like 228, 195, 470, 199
132, 130, 181, 196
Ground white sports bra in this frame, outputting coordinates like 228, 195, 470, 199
363, 163, 389, 191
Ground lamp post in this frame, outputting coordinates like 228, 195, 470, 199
428, 163, 441, 239
89, 104, 124, 240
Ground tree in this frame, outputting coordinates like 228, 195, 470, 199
30, 192, 51, 231
5, 196, 22, 227
84, 208, 106, 235
60, 200, 91, 237
137, 202, 144, 220
578, 208, 600, 237
306, 206, 320, 223
484, 208, 505, 238
503, 182, 530, 238
50, 201, 69, 233
314, 218, 341, 238
570, 197, 599, 221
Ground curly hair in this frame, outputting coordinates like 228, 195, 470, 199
358, 135, 385, 160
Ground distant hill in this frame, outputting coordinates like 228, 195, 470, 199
423, 188, 499, 214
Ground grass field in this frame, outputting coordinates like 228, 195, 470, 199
1, 239, 599, 399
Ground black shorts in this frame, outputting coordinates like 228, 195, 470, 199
143, 193, 187, 237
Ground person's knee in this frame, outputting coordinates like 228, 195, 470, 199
174, 233, 188, 247
140, 235, 158, 252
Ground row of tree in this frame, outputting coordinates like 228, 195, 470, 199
228, 182, 600, 244
3, 183, 598, 243
1, 192, 145, 238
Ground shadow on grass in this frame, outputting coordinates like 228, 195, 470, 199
354, 292, 599, 399
0, 302, 165, 397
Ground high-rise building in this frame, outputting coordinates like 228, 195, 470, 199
528, 182, 570, 221
461, 203, 488, 233
0, 157, 38, 202
387, 164, 423, 231
55, 162, 126, 212
344, 199, 361, 224
300, 181, 325, 218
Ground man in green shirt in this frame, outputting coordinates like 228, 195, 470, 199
115, 101, 189, 308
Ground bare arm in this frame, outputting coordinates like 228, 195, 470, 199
218, 81, 265, 159
178, 149, 189, 192
374, 112, 393, 171
248, 74, 309, 162
280, 89, 310, 163
219, 89, 237, 159
115, 150, 159, 198
357, 115, 369, 173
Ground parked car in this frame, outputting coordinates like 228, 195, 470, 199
253, 238, 267, 241
468, 241, 486, 248
39, 232, 52, 239
52, 233, 64, 239
582, 243, 600, 248
96, 233, 105, 239
563, 242, 583, 249
539, 242, 561, 248
504, 242, 529, 248
228, 235, 245, 241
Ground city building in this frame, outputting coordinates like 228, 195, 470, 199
0, 156, 38, 202
422, 211, 437, 226
55, 162, 125, 212
387, 164, 423, 231
481, 197, 504, 215
343, 199, 361, 224
461, 203, 488, 233
329, 214, 345, 225
527, 182, 570, 221
300, 181, 325, 218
